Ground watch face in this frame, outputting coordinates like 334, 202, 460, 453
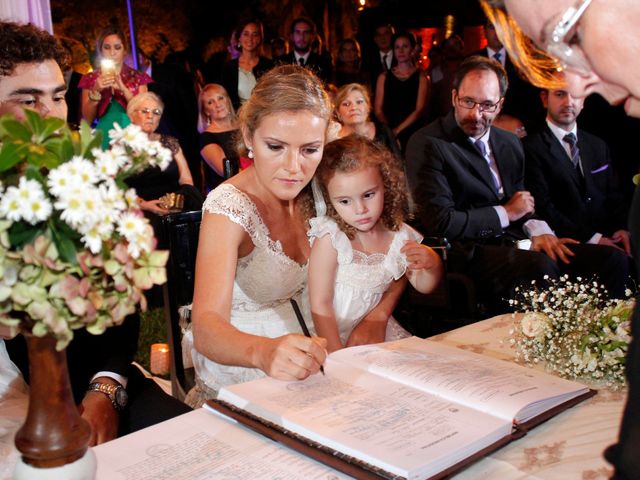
115, 387, 128, 408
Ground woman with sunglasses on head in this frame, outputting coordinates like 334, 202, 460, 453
79, 26, 152, 149
480, 1, 640, 478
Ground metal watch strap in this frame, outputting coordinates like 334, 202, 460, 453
87, 382, 125, 411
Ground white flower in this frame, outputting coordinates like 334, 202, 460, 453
521, 312, 548, 338
93, 146, 129, 178
0, 177, 51, 224
108, 123, 148, 151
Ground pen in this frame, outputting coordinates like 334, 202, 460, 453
290, 299, 325, 375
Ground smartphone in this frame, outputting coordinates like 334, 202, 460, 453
100, 59, 116, 77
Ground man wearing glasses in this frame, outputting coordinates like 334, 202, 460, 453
406, 55, 627, 315
478, 1, 640, 477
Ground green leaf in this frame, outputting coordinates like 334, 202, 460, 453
0, 141, 29, 172
24, 166, 46, 185
24, 109, 43, 135
8, 222, 44, 248
46, 136, 75, 163
48, 222, 78, 265
78, 120, 102, 156
38, 117, 66, 141
0, 117, 31, 141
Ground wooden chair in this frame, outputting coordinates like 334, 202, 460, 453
161, 210, 202, 400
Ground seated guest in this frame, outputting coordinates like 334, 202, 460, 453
406, 56, 629, 314
332, 38, 368, 88
333, 83, 401, 158
183, 65, 406, 407
0, 20, 190, 446
197, 84, 241, 193
523, 75, 631, 255
126, 92, 198, 218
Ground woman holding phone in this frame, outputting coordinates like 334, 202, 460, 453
79, 26, 152, 148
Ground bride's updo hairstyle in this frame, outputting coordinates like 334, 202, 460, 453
236, 64, 332, 157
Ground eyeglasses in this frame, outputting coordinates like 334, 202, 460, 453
135, 107, 162, 116
543, 0, 594, 74
456, 96, 502, 113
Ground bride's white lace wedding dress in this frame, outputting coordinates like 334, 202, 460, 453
183, 184, 314, 407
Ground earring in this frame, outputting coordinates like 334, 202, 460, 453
247, 148, 254, 159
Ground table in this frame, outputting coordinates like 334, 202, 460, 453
0, 315, 626, 479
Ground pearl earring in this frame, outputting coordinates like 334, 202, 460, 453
247, 148, 254, 159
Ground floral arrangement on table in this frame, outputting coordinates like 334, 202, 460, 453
0, 112, 172, 350
509, 275, 634, 388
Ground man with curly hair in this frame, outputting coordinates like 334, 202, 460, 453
0, 21, 69, 120
1, 21, 190, 446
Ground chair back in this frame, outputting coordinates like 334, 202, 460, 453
161, 210, 202, 399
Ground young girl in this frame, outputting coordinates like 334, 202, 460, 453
308, 135, 443, 352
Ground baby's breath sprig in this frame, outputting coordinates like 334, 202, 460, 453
509, 275, 633, 389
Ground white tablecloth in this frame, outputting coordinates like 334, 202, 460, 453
0, 315, 627, 479
431, 314, 624, 480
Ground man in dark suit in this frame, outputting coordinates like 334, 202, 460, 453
523, 77, 631, 256
473, 21, 545, 133
362, 22, 395, 99
0, 21, 190, 446
406, 55, 628, 314
277, 16, 333, 84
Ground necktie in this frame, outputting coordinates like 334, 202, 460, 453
298, 57, 305, 66
493, 51, 502, 63
474, 139, 502, 196
563, 133, 581, 170
382, 53, 389, 70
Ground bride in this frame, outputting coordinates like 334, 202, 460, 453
184, 65, 405, 406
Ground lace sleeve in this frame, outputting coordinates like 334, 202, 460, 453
384, 223, 424, 280
308, 216, 352, 264
202, 184, 269, 246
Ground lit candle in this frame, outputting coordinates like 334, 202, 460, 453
150, 343, 170, 376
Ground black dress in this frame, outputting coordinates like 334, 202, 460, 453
381, 69, 423, 151
199, 129, 240, 193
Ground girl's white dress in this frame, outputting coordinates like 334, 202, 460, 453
308, 215, 421, 344
183, 185, 314, 406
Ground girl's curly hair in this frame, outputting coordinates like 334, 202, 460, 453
312, 134, 410, 239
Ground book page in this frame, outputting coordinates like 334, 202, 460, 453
329, 337, 589, 423
218, 361, 512, 480
93, 409, 348, 480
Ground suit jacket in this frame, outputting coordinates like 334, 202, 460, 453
221, 56, 274, 110
406, 111, 529, 244
277, 52, 333, 84
523, 125, 628, 241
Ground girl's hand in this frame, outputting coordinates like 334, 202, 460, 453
401, 241, 440, 271
256, 334, 327, 381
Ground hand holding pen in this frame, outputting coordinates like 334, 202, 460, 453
291, 299, 326, 375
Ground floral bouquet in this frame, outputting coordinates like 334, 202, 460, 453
509, 275, 634, 388
0, 112, 172, 350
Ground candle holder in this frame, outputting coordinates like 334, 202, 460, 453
150, 343, 170, 376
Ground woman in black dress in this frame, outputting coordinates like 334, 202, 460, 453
374, 31, 429, 152
197, 84, 240, 193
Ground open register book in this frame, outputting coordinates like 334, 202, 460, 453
207, 337, 594, 480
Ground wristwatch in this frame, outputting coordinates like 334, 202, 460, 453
88, 90, 102, 102
87, 382, 128, 411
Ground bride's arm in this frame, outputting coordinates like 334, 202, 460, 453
191, 212, 326, 380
